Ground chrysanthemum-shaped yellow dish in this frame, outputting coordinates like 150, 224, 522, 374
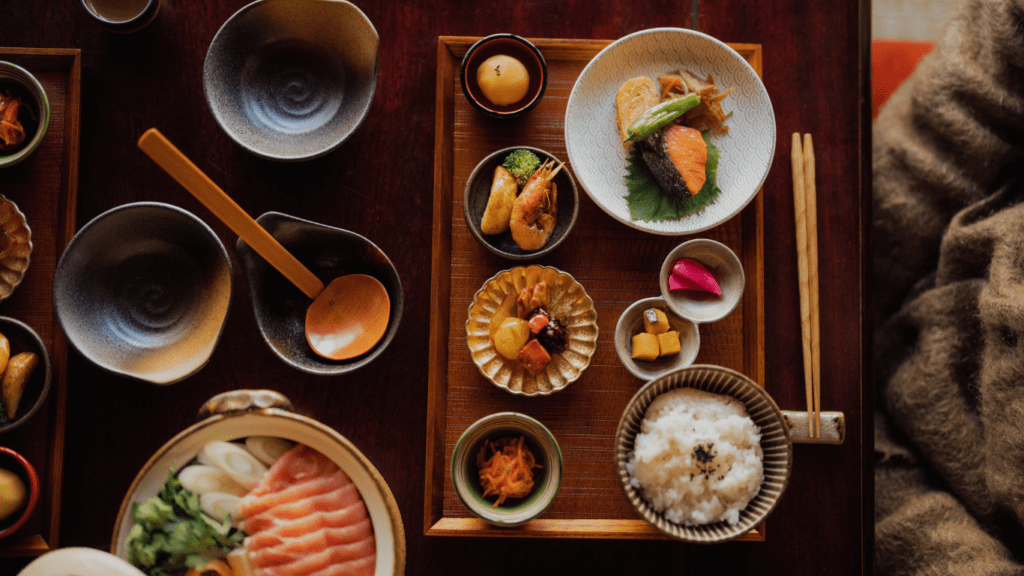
0, 197, 32, 302
466, 265, 599, 396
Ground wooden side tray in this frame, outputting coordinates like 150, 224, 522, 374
426, 37, 764, 539
0, 48, 80, 557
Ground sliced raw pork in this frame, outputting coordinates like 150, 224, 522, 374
240, 444, 375, 576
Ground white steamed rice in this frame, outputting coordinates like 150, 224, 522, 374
627, 387, 763, 526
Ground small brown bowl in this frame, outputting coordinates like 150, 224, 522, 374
460, 34, 547, 118
463, 146, 578, 261
0, 446, 40, 540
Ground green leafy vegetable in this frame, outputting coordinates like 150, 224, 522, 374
624, 94, 701, 142
625, 131, 722, 222
126, 469, 245, 576
501, 149, 542, 187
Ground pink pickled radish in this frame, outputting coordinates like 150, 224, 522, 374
669, 258, 721, 297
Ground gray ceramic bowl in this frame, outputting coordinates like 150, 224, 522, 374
203, 0, 379, 161
0, 317, 51, 436
460, 34, 547, 118
54, 202, 233, 385
451, 412, 562, 527
0, 62, 50, 168
614, 297, 699, 381
659, 239, 744, 324
463, 147, 578, 261
236, 212, 402, 376
614, 365, 792, 543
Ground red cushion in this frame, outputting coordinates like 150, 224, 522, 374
872, 39, 936, 118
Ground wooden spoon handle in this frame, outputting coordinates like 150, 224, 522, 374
138, 128, 325, 300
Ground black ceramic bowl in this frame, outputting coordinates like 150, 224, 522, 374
203, 0, 379, 161
460, 34, 547, 118
53, 202, 233, 385
0, 317, 51, 435
236, 212, 403, 376
463, 146, 578, 261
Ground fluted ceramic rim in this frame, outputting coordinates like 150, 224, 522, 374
614, 365, 792, 543
0, 196, 33, 303
465, 265, 599, 396
451, 412, 562, 526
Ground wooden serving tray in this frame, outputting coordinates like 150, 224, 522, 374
0, 48, 80, 557
426, 37, 764, 539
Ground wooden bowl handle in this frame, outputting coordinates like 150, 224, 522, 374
138, 128, 325, 300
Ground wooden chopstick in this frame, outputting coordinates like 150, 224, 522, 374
803, 134, 821, 438
791, 133, 815, 437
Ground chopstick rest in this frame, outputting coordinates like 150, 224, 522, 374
782, 410, 844, 445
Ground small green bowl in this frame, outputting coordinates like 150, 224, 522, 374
451, 412, 562, 526
0, 62, 50, 169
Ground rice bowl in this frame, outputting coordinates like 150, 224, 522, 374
627, 387, 763, 526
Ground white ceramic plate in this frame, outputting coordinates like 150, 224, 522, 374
564, 28, 776, 235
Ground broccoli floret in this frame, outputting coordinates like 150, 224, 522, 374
502, 149, 541, 187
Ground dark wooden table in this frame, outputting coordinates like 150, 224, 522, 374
0, 0, 870, 574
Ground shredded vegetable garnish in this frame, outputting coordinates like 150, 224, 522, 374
0, 90, 32, 149
476, 436, 542, 508
658, 71, 734, 135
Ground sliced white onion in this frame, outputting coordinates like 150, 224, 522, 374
226, 546, 256, 576
244, 437, 294, 466
177, 465, 248, 497
200, 492, 243, 527
201, 441, 268, 490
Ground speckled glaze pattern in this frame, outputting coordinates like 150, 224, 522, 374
0, 198, 33, 303
564, 28, 776, 234
451, 412, 562, 526
79, 0, 160, 33
462, 146, 579, 261
614, 297, 699, 381
53, 202, 233, 385
614, 365, 792, 543
235, 212, 403, 376
203, 0, 379, 161
0, 61, 50, 168
111, 390, 406, 576
466, 265, 598, 396
0, 317, 52, 436
659, 238, 745, 324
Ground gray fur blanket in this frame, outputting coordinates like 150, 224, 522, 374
874, 0, 1024, 572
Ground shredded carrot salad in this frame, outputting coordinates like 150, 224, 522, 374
476, 436, 542, 508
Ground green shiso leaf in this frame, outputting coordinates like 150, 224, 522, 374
625, 131, 722, 222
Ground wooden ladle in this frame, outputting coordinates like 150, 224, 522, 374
137, 128, 390, 361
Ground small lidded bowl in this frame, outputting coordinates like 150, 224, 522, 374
0, 62, 50, 168
460, 34, 547, 118
0, 317, 52, 435
615, 297, 699, 381
0, 446, 41, 540
463, 146, 578, 261
615, 365, 792, 543
451, 412, 562, 527
659, 239, 744, 324
203, 0, 379, 161
235, 212, 403, 376
54, 202, 233, 385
